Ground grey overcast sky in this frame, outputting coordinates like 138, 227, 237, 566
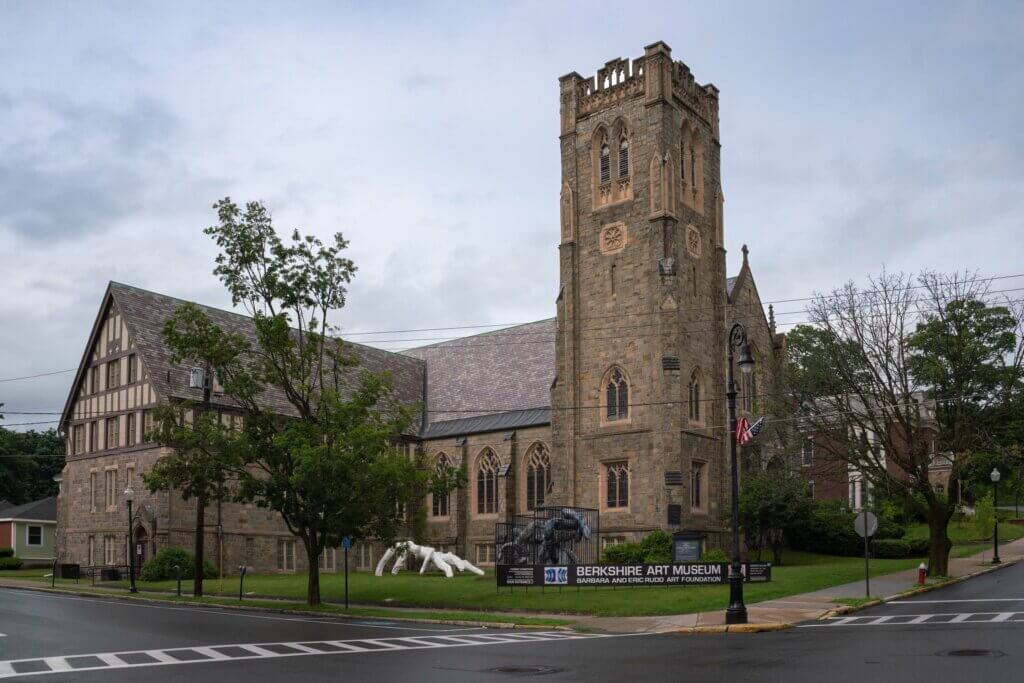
1, 1, 1023, 428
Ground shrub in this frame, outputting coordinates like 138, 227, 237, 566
788, 502, 864, 556
140, 547, 217, 582
602, 542, 643, 564
789, 502, 908, 556
973, 494, 995, 540
870, 539, 911, 558
0, 556, 23, 570
0, 547, 14, 558
638, 530, 673, 563
906, 538, 930, 556
602, 531, 686, 564
701, 549, 728, 563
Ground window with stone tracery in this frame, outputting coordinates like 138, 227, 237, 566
476, 449, 499, 515
432, 453, 451, 517
604, 367, 629, 422
605, 462, 629, 509
525, 443, 551, 511
618, 137, 629, 178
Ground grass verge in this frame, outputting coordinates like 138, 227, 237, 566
2, 551, 927, 618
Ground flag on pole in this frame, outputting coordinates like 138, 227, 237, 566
736, 416, 765, 446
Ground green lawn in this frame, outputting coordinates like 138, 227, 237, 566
46, 551, 922, 618
905, 520, 1024, 555
4, 524, 1019, 618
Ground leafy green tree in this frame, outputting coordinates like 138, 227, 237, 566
0, 408, 65, 505
143, 401, 242, 597
738, 470, 814, 565
150, 198, 453, 605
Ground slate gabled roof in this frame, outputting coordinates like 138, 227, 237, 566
401, 319, 556, 424
0, 496, 57, 522
61, 282, 426, 432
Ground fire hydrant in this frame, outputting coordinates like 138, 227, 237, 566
917, 562, 927, 586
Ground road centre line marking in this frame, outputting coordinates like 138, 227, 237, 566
0, 588, 483, 633
0, 631, 624, 680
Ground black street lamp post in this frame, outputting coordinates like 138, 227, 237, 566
726, 322, 755, 625
125, 486, 138, 593
991, 468, 1001, 565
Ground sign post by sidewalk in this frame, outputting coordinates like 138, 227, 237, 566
854, 509, 878, 598
341, 536, 352, 609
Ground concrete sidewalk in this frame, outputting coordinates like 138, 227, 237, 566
572, 537, 1024, 634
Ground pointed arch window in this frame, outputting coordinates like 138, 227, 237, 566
599, 143, 611, 183
618, 137, 629, 178
476, 449, 499, 515
432, 453, 451, 517
605, 462, 629, 508
525, 443, 551, 511
605, 367, 629, 421
688, 370, 702, 422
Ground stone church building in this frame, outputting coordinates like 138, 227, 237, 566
56, 41, 783, 574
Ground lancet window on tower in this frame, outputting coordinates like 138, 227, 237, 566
604, 367, 629, 422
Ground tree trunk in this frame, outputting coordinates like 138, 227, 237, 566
772, 542, 783, 567
194, 492, 205, 597
927, 514, 952, 577
306, 544, 321, 606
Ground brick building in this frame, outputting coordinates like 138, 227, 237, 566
56, 41, 782, 574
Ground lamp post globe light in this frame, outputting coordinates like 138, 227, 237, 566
725, 322, 754, 625
124, 486, 138, 593
990, 468, 1001, 565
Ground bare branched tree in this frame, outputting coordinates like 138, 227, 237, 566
786, 270, 1023, 576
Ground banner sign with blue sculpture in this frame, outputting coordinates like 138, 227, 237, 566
496, 562, 772, 587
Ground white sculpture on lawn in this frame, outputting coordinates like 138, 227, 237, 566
374, 541, 485, 578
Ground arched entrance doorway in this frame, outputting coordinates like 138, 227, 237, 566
133, 526, 148, 576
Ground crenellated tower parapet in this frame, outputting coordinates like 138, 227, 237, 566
559, 41, 720, 141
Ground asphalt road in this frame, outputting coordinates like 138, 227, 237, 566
3, 563, 1024, 682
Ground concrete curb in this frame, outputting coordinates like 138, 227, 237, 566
820, 557, 1020, 620
0, 582, 572, 631
672, 623, 792, 635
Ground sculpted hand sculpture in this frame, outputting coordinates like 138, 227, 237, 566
374, 541, 485, 578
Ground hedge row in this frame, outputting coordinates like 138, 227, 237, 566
0, 556, 23, 570
870, 538, 930, 558
788, 503, 906, 557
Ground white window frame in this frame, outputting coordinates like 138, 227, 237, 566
25, 525, 43, 546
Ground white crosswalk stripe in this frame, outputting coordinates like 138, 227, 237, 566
0, 630, 611, 679
800, 611, 1024, 628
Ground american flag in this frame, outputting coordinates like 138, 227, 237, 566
736, 416, 765, 446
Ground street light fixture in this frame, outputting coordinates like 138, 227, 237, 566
990, 468, 1001, 565
124, 486, 138, 593
725, 322, 754, 625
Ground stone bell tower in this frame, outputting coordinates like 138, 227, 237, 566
551, 41, 731, 547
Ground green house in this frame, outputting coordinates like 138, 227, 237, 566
0, 496, 57, 567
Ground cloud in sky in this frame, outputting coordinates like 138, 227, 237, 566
1, 0, 1023, 425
